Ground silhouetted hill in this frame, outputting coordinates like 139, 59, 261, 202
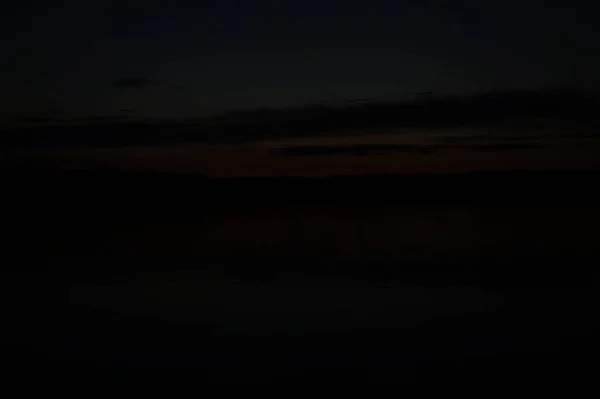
3, 166, 600, 201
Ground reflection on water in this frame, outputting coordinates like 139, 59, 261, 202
72, 273, 504, 334
64, 204, 598, 335
104, 204, 600, 264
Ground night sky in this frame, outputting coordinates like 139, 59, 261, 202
1, 1, 599, 176
1, 0, 598, 119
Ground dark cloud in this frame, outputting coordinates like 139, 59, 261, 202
473, 135, 544, 142
273, 144, 440, 157
469, 143, 547, 152
2, 88, 597, 151
112, 78, 160, 89
437, 135, 544, 144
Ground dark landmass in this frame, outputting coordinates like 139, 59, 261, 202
2, 168, 599, 221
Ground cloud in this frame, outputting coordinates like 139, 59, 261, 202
4, 87, 596, 151
469, 143, 546, 152
272, 144, 441, 157
112, 78, 160, 89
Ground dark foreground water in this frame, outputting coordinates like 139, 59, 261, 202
1, 168, 599, 391
3, 202, 599, 392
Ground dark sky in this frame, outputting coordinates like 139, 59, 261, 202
1, 0, 598, 120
